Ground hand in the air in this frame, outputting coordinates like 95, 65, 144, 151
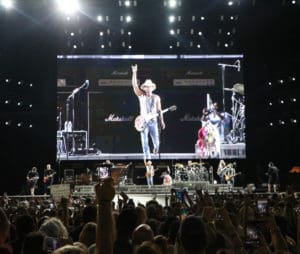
131, 64, 137, 73
95, 177, 115, 203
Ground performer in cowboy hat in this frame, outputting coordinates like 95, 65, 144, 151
131, 64, 165, 162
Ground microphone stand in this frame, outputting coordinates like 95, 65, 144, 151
65, 80, 89, 157
217, 62, 239, 113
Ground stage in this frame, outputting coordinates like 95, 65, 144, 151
57, 143, 246, 161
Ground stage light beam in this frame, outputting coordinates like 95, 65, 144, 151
1, 0, 13, 9
56, 0, 80, 14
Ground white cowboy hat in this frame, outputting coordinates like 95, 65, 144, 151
140, 79, 156, 91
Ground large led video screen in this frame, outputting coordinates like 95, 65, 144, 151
56, 55, 245, 160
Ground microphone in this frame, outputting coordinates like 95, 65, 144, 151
237, 60, 240, 72
84, 80, 89, 89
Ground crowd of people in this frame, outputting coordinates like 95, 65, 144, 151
1, 177, 299, 254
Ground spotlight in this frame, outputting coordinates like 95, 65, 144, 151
5, 120, 11, 126
17, 101, 22, 106
125, 15, 132, 22
168, 0, 177, 8
97, 15, 103, 22
99, 31, 104, 36
29, 104, 33, 108
128, 45, 132, 49
29, 124, 33, 128
29, 83, 33, 87
169, 45, 173, 49
1, 0, 13, 9
279, 99, 284, 104
228, 1, 234, 6
198, 31, 202, 36
268, 82, 272, 86
124, 0, 131, 7
128, 31, 131, 35
290, 118, 297, 124
279, 79, 284, 84
224, 43, 229, 47
200, 16, 205, 20
227, 32, 231, 35
56, 0, 80, 14
17, 81, 22, 85
17, 122, 23, 127
70, 32, 75, 36
169, 15, 176, 23
291, 77, 296, 81
269, 102, 273, 106
291, 98, 297, 102
101, 44, 105, 48
4, 99, 10, 104
73, 44, 77, 49
5, 79, 10, 83
197, 44, 201, 48
269, 122, 273, 126
292, 0, 296, 4
169, 29, 175, 35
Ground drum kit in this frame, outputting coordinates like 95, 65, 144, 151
224, 83, 245, 143
174, 162, 208, 182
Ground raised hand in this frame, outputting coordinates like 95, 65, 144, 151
131, 64, 137, 73
95, 177, 115, 203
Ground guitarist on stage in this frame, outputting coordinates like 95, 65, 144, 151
145, 160, 155, 188
26, 167, 39, 196
131, 64, 165, 162
43, 164, 56, 194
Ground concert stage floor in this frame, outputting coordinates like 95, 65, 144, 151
7, 184, 245, 206
57, 142, 246, 161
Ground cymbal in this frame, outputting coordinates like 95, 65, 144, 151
233, 83, 244, 95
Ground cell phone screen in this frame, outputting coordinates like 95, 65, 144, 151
245, 221, 260, 246
176, 191, 184, 202
257, 200, 268, 215
43, 237, 61, 253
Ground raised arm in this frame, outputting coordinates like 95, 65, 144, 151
131, 64, 143, 97
95, 177, 116, 254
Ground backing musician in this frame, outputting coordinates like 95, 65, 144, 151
43, 164, 56, 194
224, 163, 235, 191
145, 160, 154, 188
27, 167, 39, 196
267, 162, 279, 192
217, 160, 227, 184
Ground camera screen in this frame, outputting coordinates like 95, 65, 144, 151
43, 237, 61, 252
245, 221, 260, 246
176, 191, 184, 201
257, 200, 268, 214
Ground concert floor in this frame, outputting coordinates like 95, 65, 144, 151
57, 145, 246, 161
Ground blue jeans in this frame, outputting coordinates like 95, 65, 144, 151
147, 176, 153, 187
140, 120, 160, 160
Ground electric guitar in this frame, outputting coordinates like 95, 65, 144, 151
43, 172, 56, 183
225, 172, 241, 181
27, 176, 39, 184
217, 164, 232, 176
134, 105, 177, 132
